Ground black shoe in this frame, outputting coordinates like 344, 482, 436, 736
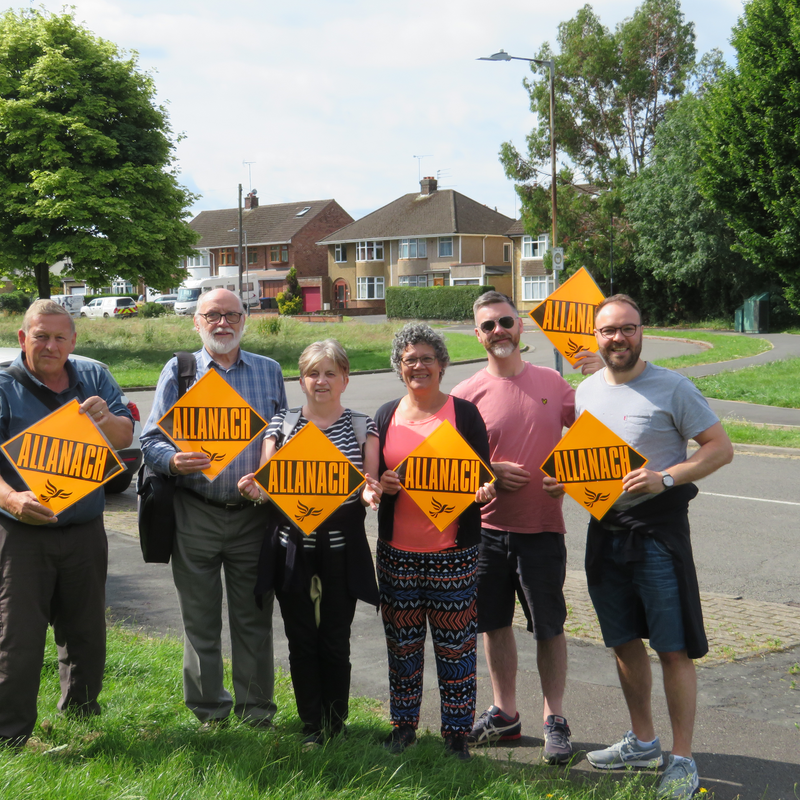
302, 731, 325, 751
383, 724, 416, 754
443, 731, 472, 761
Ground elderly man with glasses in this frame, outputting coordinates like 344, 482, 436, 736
451, 290, 601, 764
141, 288, 287, 727
544, 294, 733, 799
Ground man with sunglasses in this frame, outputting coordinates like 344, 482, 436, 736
451, 291, 601, 764
545, 294, 733, 799
141, 289, 287, 727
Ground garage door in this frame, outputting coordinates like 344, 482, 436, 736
302, 287, 321, 313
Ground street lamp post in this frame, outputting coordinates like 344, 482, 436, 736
479, 49, 562, 374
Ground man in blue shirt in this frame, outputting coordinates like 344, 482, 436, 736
0, 300, 133, 747
141, 289, 286, 726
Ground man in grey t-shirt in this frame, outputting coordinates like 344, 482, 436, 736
544, 295, 733, 800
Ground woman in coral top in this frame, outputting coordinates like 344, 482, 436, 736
375, 323, 494, 761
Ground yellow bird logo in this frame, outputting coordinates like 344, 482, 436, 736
295, 501, 322, 523
429, 496, 455, 519
565, 339, 588, 358
583, 487, 610, 508
200, 446, 225, 463
39, 479, 73, 504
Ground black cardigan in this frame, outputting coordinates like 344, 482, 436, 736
374, 395, 491, 550
586, 483, 708, 660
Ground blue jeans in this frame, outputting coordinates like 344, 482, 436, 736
588, 533, 686, 653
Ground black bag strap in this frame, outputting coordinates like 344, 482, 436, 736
5, 363, 87, 410
175, 351, 197, 398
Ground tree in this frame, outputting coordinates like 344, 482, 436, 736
697, 0, 800, 313
276, 266, 303, 315
0, 8, 198, 298
626, 56, 775, 322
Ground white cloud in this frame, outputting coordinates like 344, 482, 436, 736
2, 0, 743, 220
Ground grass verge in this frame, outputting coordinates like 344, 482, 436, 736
2, 625, 665, 800
642, 329, 771, 368
692, 357, 800, 409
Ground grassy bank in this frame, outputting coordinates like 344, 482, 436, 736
643, 329, 771, 368
692, 357, 800, 409
2, 625, 660, 800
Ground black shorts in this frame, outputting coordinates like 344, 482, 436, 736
476, 528, 567, 640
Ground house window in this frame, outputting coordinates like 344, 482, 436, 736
270, 245, 289, 263
356, 241, 384, 261
503, 243, 511, 263
112, 279, 133, 294
296, 206, 311, 217
187, 251, 210, 268
399, 238, 427, 259
452, 279, 480, 286
248, 250, 258, 265
219, 248, 236, 266
522, 234, 549, 259
438, 237, 453, 258
522, 274, 555, 301
357, 276, 385, 299
399, 275, 428, 287
334, 244, 347, 263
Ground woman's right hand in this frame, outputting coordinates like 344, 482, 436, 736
238, 473, 263, 502
379, 469, 402, 496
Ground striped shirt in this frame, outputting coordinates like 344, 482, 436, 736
266, 408, 378, 550
141, 347, 287, 503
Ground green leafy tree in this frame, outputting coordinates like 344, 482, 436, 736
0, 8, 198, 298
697, 0, 800, 313
276, 266, 303, 315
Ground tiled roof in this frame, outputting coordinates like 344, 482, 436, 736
319, 190, 514, 243
190, 200, 339, 248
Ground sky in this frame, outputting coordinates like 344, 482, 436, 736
2, 0, 746, 222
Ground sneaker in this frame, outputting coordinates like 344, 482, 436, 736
301, 731, 324, 751
443, 732, 471, 761
586, 730, 663, 770
382, 724, 416, 754
542, 714, 573, 765
657, 755, 700, 799
467, 706, 522, 747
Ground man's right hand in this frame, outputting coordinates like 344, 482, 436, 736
170, 452, 212, 475
5, 489, 57, 525
542, 476, 566, 499
492, 461, 531, 492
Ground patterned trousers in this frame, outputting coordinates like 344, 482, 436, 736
377, 540, 478, 735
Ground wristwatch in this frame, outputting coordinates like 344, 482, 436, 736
660, 471, 674, 489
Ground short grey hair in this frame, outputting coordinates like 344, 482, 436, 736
298, 339, 350, 377
22, 299, 75, 335
473, 290, 517, 322
390, 322, 450, 379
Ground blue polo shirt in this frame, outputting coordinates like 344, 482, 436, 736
0, 354, 133, 526
140, 347, 287, 504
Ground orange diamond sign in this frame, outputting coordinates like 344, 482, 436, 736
1, 399, 125, 515
394, 420, 495, 532
540, 410, 648, 520
254, 422, 366, 535
529, 267, 605, 366
157, 369, 267, 481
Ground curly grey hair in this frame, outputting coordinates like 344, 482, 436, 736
390, 322, 450, 380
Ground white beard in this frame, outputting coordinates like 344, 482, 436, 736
489, 340, 516, 359
199, 325, 243, 355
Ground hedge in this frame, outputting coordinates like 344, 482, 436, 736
385, 285, 495, 321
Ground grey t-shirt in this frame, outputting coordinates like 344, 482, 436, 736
575, 362, 719, 510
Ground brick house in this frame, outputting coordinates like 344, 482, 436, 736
319, 178, 514, 311
505, 218, 553, 313
184, 192, 353, 311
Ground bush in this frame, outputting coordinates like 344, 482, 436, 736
385, 285, 495, 321
139, 302, 170, 318
0, 290, 31, 314
276, 291, 303, 316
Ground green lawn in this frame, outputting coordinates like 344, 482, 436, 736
692, 357, 800, 409
643, 329, 771, 368
1, 625, 660, 800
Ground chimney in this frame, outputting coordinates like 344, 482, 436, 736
420, 176, 438, 195
245, 190, 259, 210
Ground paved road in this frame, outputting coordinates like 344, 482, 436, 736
113, 328, 800, 799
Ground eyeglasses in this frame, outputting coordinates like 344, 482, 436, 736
596, 324, 642, 339
401, 355, 437, 367
198, 311, 243, 325
479, 316, 516, 334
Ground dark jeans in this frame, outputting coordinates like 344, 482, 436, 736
276, 544, 357, 735
0, 515, 107, 744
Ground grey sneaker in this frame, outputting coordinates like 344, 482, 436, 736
657, 755, 700, 799
467, 706, 521, 747
542, 714, 573, 765
586, 730, 663, 770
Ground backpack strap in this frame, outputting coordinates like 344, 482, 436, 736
279, 407, 303, 446
349, 411, 369, 449
175, 351, 197, 398
5, 362, 87, 409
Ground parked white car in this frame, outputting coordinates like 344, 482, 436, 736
80, 296, 138, 319
0, 348, 142, 493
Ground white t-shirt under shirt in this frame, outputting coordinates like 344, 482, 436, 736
451, 363, 575, 534
575, 362, 720, 511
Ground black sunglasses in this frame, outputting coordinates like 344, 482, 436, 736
479, 316, 516, 334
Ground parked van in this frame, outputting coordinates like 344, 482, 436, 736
49, 294, 83, 318
174, 277, 259, 316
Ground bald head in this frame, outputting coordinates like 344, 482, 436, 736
197, 288, 244, 316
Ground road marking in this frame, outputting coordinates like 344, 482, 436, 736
702, 491, 800, 507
